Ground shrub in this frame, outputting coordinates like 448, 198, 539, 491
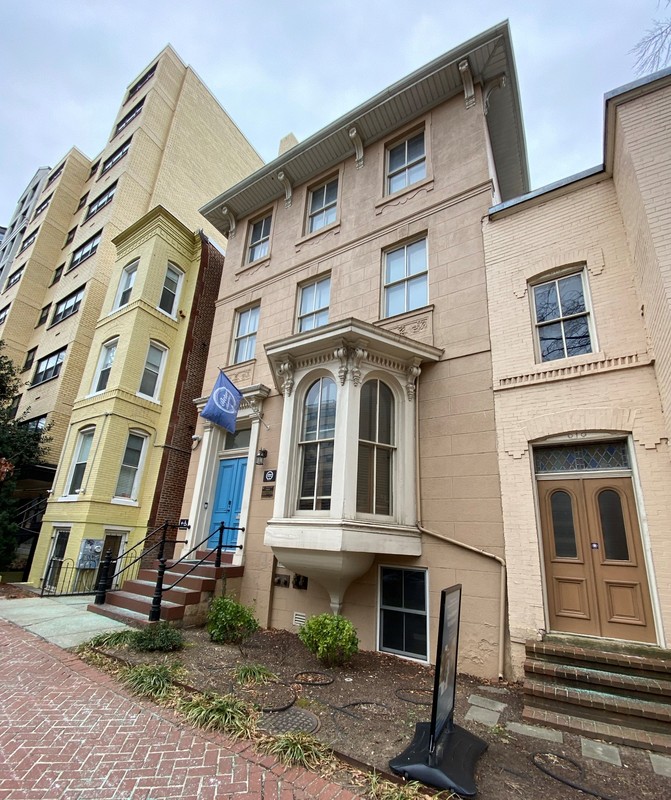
179, 692, 257, 739
123, 663, 183, 700
207, 596, 259, 644
130, 621, 185, 652
298, 613, 359, 667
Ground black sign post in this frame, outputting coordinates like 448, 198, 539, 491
389, 585, 487, 796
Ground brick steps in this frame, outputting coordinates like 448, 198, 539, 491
88, 555, 243, 626
524, 635, 671, 754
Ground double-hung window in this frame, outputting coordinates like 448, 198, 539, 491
37, 304, 51, 327
298, 276, 330, 332
85, 182, 117, 220
386, 131, 426, 194
379, 567, 428, 659
247, 214, 272, 262
51, 285, 85, 325
114, 431, 148, 500
114, 261, 138, 309
233, 305, 259, 363
383, 239, 428, 318
101, 138, 132, 175
67, 428, 94, 495
91, 339, 117, 393
23, 348, 37, 372
0, 304, 9, 325
357, 380, 394, 515
6, 266, 24, 289
32, 347, 66, 385
69, 231, 102, 270
158, 263, 183, 316
532, 270, 593, 362
138, 342, 167, 399
297, 377, 336, 511
308, 178, 338, 233
115, 99, 144, 136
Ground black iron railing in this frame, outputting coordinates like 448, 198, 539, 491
94, 520, 243, 620
40, 520, 181, 597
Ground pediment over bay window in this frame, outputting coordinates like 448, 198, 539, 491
263, 318, 442, 613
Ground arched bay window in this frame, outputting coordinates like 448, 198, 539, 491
298, 376, 336, 510
357, 379, 394, 514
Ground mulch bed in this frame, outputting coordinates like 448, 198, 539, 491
99, 626, 669, 800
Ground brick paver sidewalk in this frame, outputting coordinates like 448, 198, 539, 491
0, 620, 360, 799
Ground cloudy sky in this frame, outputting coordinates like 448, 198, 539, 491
0, 1, 662, 224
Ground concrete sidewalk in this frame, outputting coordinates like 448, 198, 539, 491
0, 619, 359, 800
0, 594, 131, 648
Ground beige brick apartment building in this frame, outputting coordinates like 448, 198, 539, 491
0, 45, 262, 582
180, 23, 528, 679
484, 68, 671, 677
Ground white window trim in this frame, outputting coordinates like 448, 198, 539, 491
246, 213, 273, 264
137, 341, 167, 401
233, 304, 260, 364
530, 266, 597, 364
113, 260, 138, 311
385, 128, 427, 196
382, 237, 429, 320
307, 177, 339, 235
62, 427, 95, 499
297, 275, 331, 333
157, 262, 184, 318
112, 429, 149, 503
90, 338, 118, 396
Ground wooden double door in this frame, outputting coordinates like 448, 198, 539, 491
538, 477, 656, 642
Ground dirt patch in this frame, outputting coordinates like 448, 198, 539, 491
0, 582, 35, 599
103, 627, 669, 799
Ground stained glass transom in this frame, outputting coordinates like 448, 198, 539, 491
534, 442, 629, 474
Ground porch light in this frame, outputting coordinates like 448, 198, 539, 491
255, 448, 268, 466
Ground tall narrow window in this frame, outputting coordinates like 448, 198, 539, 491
298, 377, 336, 511
114, 432, 148, 500
67, 428, 94, 495
298, 276, 330, 332
357, 380, 394, 514
379, 567, 427, 659
532, 270, 593, 362
384, 239, 427, 318
138, 342, 166, 399
92, 339, 117, 393
247, 214, 272, 262
158, 264, 183, 316
386, 131, 426, 194
308, 178, 338, 233
114, 261, 138, 309
234, 305, 260, 363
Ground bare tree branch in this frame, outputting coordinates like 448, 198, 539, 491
632, 3, 671, 75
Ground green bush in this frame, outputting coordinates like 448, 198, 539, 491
207, 596, 259, 644
298, 613, 359, 667
130, 621, 185, 652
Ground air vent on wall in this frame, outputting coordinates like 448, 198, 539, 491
293, 612, 307, 627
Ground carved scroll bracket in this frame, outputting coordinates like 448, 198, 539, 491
277, 171, 293, 208
349, 127, 364, 169
459, 59, 476, 109
221, 206, 236, 238
277, 357, 295, 396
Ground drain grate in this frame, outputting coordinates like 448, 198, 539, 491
259, 707, 320, 735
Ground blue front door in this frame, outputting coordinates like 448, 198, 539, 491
209, 457, 247, 549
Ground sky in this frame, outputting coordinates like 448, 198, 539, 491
0, 1, 663, 224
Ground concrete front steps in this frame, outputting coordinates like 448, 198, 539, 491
524, 634, 671, 753
88, 552, 243, 627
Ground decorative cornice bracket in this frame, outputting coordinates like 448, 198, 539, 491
277, 171, 293, 208
459, 60, 476, 109
406, 359, 422, 400
349, 127, 364, 169
276, 356, 295, 396
484, 74, 506, 116
221, 205, 236, 238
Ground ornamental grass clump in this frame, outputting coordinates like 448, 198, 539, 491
259, 731, 332, 769
179, 692, 257, 739
298, 613, 359, 667
207, 596, 260, 644
130, 621, 185, 652
123, 663, 183, 701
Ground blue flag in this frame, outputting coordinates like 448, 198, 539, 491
200, 371, 242, 433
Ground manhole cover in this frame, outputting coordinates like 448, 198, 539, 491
259, 707, 320, 735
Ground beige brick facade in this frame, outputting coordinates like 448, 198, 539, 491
484, 71, 671, 676
181, 26, 528, 678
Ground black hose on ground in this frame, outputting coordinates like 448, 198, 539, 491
531, 752, 622, 800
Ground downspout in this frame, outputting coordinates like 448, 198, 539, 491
414, 376, 507, 680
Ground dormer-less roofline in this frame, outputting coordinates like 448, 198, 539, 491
201, 21, 529, 235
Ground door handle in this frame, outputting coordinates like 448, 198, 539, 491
225, 500, 232, 513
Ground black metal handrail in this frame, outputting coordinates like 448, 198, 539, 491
93, 520, 183, 606
148, 521, 244, 621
